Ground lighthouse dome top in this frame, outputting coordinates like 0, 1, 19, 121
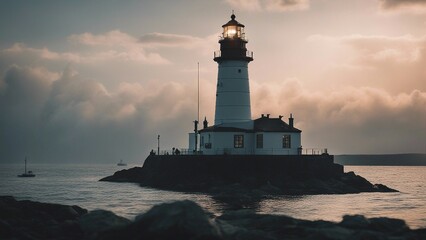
222, 14, 245, 28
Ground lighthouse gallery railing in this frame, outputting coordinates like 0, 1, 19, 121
158, 148, 328, 156
214, 50, 253, 59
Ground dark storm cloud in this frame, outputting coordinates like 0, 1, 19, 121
0, 65, 197, 163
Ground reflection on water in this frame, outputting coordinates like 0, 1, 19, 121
0, 164, 425, 229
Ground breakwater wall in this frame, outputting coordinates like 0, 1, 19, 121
141, 154, 343, 188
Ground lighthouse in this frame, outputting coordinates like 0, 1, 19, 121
188, 13, 303, 156
213, 13, 253, 125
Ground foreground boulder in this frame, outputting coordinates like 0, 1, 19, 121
3, 197, 424, 240
0, 196, 87, 240
97, 200, 222, 240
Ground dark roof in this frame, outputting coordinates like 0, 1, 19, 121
199, 117, 301, 133
199, 125, 252, 133
254, 117, 301, 133
222, 14, 245, 28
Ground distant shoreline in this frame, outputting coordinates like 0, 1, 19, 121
335, 153, 426, 166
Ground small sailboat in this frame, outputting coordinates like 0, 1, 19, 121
117, 159, 127, 166
18, 157, 36, 177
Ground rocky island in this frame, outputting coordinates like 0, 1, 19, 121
1, 196, 424, 240
100, 155, 397, 206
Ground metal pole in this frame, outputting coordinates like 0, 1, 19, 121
197, 62, 200, 123
157, 135, 160, 155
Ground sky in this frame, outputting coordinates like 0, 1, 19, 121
0, 0, 425, 163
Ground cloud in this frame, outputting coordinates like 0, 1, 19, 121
251, 79, 426, 154
379, 0, 426, 13
68, 30, 170, 64
68, 30, 138, 47
0, 64, 199, 163
1, 42, 169, 66
306, 34, 426, 92
139, 33, 204, 48
1, 62, 424, 163
225, 0, 309, 12
138, 32, 219, 57
1, 43, 81, 63
340, 35, 425, 63
225, 0, 262, 11
307, 34, 426, 65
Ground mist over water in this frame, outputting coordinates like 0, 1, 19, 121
0, 164, 425, 229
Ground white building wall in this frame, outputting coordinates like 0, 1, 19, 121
199, 131, 301, 155
199, 132, 254, 155
254, 132, 301, 155
215, 60, 251, 125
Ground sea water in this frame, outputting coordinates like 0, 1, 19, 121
0, 164, 425, 229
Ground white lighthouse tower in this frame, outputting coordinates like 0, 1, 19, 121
188, 13, 302, 156
213, 13, 253, 125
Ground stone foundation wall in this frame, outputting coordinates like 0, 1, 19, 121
141, 154, 342, 188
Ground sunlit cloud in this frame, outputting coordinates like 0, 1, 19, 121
305, 34, 426, 93
140, 33, 203, 48
251, 79, 426, 153
307, 34, 426, 67
1, 42, 170, 66
341, 35, 425, 64
225, 0, 309, 12
68, 30, 170, 64
379, 0, 426, 13
2, 43, 81, 63
68, 30, 138, 47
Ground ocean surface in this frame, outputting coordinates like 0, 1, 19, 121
0, 163, 425, 229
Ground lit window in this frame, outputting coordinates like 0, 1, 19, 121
234, 135, 244, 148
256, 134, 263, 148
282, 135, 291, 148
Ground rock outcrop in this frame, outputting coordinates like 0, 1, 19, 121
1, 196, 424, 240
0, 196, 87, 240
101, 159, 397, 196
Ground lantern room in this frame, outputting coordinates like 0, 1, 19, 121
222, 14, 246, 40
214, 13, 253, 62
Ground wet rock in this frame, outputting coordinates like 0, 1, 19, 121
99, 167, 144, 183
97, 200, 222, 240
1, 197, 425, 240
368, 217, 409, 233
101, 166, 397, 198
340, 215, 370, 229
0, 196, 87, 240
79, 209, 131, 234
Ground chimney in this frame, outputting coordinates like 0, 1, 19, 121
203, 117, 208, 129
261, 114, 265, 118
279, 115, 283, 120
266, 114, 270, 118
289, 113, 294, 128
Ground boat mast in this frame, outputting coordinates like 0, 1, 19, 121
25, 156, 27, 174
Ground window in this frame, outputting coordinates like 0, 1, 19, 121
238, 69, 241, 73
282, 135, 291, 148
256, 134, 263, 148
234, 135, 244, 148
200, 136, 204, 146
